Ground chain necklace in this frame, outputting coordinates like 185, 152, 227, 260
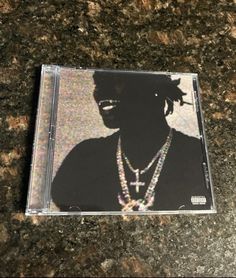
116, 128, 173, 212
122, 134, 167, 193
123, 144, 162, 175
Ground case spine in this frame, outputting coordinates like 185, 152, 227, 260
26, 66, 46, 214
43, 66, 61, 211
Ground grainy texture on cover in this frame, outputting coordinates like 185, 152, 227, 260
0, 0, 235, 277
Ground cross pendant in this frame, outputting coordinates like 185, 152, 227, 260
130, 170, 145, 193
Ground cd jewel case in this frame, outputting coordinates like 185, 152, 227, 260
26, 65, 216, 215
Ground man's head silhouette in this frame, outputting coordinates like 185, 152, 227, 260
93, 71, 187, 129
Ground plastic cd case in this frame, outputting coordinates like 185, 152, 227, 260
26, 65, 216, 215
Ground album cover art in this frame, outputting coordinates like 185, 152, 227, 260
26, 66, 216, 215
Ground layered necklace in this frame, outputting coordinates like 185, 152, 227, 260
116, 128, 173, 212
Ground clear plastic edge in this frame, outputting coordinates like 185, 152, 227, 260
25, 65, 47, 213
25, 208, 217, 216
41, 64, 199, 77
193, 75, 217, 213
43, 66, 61, 211
25, 65, 61, 214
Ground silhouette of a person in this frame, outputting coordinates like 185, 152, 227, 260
51, 71, 212, 212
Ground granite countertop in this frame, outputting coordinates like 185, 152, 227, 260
0, 0, 235, 277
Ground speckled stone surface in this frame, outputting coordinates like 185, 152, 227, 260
0, 0, 235, 277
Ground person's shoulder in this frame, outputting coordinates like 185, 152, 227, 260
171, 129, 202, 158
173, 129, 201, 146
69, 131, 119, 155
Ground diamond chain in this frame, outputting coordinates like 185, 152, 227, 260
116, 128, 173, 211
122, 128, 172, 175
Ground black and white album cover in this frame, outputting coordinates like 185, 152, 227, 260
27, 66, 216, 215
